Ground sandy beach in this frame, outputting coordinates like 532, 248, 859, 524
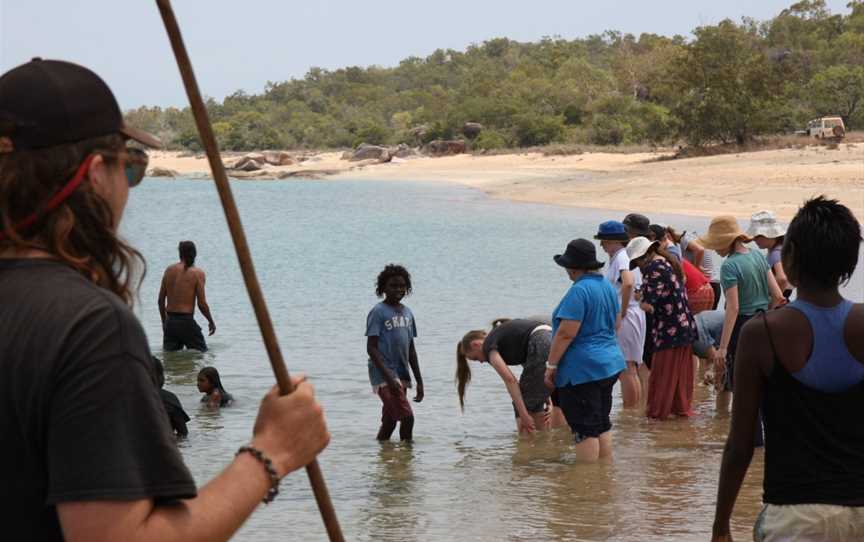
149, 143, 864, 221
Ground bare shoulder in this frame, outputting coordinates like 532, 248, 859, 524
845, 303, 864, 362
162, 263, 179, 277
848, 302, 864, 326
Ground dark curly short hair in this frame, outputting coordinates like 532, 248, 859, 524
375, 264, 413, 297
785, 196, 861, 289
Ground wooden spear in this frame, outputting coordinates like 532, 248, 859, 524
154, 2, 344, 540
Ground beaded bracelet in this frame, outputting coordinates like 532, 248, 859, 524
236, 445, 280, 504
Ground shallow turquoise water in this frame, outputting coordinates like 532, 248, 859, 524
123, 178, 863, 541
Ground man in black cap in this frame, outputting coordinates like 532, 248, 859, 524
0, 59, 329, 540
623, 213, 651, 239
622, 213, 654, 371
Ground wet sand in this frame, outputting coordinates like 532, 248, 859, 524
148, 143, 864, 221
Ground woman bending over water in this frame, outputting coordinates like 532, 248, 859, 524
457, 318, 566, 434
713, 197, 864, 542
198, 367, 233, 407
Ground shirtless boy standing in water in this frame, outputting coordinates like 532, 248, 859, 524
159, 241, 216, 351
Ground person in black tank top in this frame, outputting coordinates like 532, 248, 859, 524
456, 318, 567, 434
712, 197, 864, 542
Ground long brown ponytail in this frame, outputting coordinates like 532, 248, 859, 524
652, 244, 685, 284
456, 329, 487, 411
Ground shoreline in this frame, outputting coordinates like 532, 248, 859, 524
148, 143, 864, 221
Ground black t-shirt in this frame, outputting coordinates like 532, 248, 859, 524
160, 389, 191, 437
0, 259, 196, 540
481, 319, 546, 365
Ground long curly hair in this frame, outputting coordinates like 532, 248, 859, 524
0, 134, 145, 305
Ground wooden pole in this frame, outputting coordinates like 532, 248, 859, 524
154, 2, 344, 540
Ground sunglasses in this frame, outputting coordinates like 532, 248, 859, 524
121, 147, 149, 187
97, 146, 149, 187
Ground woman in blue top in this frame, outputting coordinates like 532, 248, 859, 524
713, 197, 864, 542
544, 239, 625, 462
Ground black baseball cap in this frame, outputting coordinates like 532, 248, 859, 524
623, 213, 651, 237
0, 58, 160, 152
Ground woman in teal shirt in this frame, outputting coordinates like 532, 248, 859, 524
544, 239, 625, 462
699, 216, 784, 412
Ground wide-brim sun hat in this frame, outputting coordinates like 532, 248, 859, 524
554, 238, 604, 270
626, 236, 659, 270
746, 210, 786, 239
697, 215, 751, 251
594, 220, 630, 241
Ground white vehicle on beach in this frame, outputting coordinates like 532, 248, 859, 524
806, 116, 846, 139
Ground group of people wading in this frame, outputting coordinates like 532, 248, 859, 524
456, 211, 788, 457
1, 59, 863, 542
455, 204, 864, 540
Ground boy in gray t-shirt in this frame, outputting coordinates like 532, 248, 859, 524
365, 264, 424, 441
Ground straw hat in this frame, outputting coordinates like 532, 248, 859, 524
746, 211, 786, 239
698, 216, 750, 251
626, 236, 659, 270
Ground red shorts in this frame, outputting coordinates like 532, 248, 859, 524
378, 384, 413, 422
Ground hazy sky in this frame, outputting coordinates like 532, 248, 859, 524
0, 1, 853, 109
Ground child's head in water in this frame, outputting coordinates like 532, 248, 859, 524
197, 367, 232, 407
375, 264, 412, 305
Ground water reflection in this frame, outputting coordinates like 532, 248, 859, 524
159, 348, 209, 385
361, 443, 419, 540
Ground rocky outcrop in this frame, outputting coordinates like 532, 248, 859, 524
231, 155, 265, 171
392, 143, 420, 158
228, 169, 273, 179
462, 122, 483, 139
262, 150, 293, 166
409, 125, 428, 145
348, 143, 392, 162
146, 167, 179, 178
424, 139, 466, 156
278, 169, 342, 180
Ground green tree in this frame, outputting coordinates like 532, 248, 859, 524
513, 113, 565, 146
807, 64, 864, 123
671, 20, 781, 145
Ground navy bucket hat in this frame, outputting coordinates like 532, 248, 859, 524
594, 220, 629, 241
